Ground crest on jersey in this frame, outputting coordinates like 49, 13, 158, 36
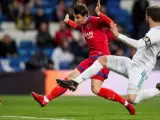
143, 36, 151, 47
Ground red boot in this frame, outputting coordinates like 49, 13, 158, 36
31, 92, 48, 107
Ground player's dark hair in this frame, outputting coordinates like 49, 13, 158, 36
73, 2, 89, 16
146, 6, 160, 22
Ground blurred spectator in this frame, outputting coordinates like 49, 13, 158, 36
19, 0, 33, 9
9, 0, 23, 22
19, 0, 42, 9
132, 0, 149, 39
70, 33, 89, 67
16, 7, 33, 31
33, 0, 42, 8
115, 48, 124, 56
108, 24, 128, 56
55, 21, 73, 46
36, 22, 55, 48
17, 0, 30, 5
0, 35, 18, 58
66, 7, 74, 21
25, 51, 54, 70
77, 0, 87, 4
86, 0, 107, 15
86, 0, 106, 6
137, 22, 149, 38
0, 0, 12, 21
51, 40, 74, 70
54, 0, 66, 22
34, 8, 48, 30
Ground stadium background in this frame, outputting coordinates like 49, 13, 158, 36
0, 0, 160, 120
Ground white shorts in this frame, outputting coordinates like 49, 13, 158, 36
106, 55, 148, 94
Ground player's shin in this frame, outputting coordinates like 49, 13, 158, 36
98, 88, 128, 106
73, 60, 103, 84
46, 78, 68, 101
98, 88, 135, 115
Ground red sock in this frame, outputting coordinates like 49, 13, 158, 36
46, 78, 68, 101
98, 88, 127, 105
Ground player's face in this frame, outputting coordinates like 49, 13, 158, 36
73, 14, 87, 25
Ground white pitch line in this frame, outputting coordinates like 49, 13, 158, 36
0, 116, 74, 120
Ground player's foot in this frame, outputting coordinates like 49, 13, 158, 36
156, 83, 160, 91
56, 79, 79, 91
126, 103, 136, 115
31, 92, 48, 107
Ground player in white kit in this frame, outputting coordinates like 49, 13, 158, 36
57, 6, 160, 104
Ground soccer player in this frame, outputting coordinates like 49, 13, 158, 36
57, 6, 160, 105
32, 0, 135, 115
31, 0, 135, 115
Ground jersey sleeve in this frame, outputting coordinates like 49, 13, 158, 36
99, 13, 113, 25
66, 20, 81, 30
144, 28, 160, 47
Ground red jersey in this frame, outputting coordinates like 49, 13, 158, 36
79, 16, 110, 56
66, 13, 113, 57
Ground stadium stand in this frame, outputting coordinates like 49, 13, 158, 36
0, 0, 160, 72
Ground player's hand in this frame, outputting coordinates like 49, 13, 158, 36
110, 22, 120, 38
95, 0, 101, 16
64, 14, 69, 23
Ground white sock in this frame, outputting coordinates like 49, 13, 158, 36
124, 100, 129, 106
74, 60, 103, 84
44, 96, 49, 103
134, 88, 160, 104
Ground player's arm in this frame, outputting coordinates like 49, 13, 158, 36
118, 34, 146, 49
118, 34, 160, 49
110, 22, 160, 49
64, 14, 77, 29
110, 22, 146, 49
95, 0, 113, 25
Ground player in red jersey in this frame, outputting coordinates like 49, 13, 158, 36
31, 0, 135, 115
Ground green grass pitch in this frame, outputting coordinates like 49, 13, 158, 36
0, 96, 160, 120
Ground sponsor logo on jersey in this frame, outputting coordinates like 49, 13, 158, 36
84, 31, 93, 39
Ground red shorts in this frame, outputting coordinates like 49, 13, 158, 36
76, 55, 110, 82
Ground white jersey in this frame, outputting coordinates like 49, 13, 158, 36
132, 27, 160, 73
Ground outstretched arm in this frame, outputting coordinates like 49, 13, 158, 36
118, 34, 146, 49
110, 22, 150, 49
110, 22, 160, 49
64, 14, 77, 29
95, 0, 113, 25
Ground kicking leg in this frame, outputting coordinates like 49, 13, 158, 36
31, 68, 80, 107
74, 55, 131, 83
57, 55, 132, 91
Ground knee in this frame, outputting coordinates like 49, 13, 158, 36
91, 84, 101, 95
97, 56, 107, 67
